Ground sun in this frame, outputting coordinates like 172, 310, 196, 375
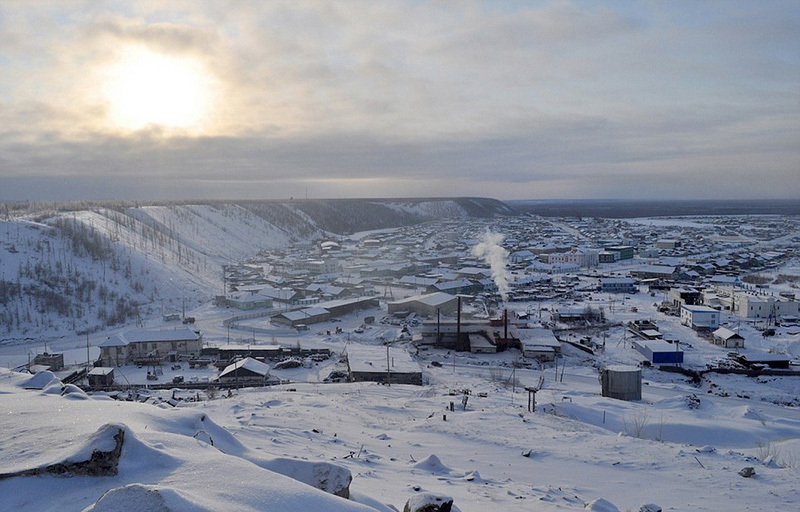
101, 47, 216, 132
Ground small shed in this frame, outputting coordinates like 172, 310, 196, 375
712, 327, 745, 349
632, 340, 684, 365
600, 365, 642, 401
87, 367, 115, 388
32, 352, 65, 371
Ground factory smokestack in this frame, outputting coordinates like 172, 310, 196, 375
504, 308, 508, 341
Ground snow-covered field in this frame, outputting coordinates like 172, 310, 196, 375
3, 334, 800, 512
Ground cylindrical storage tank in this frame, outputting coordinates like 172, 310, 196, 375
600, 365, 642, 401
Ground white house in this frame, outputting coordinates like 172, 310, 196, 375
680, 305, 720, 331
548, 249, 599, 268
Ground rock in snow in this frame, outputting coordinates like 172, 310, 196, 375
403, 493, 455, 512
639, 504, 662, 512
738, 467, 756, 478
260, 457, 352, 498
82, 484, 171, 512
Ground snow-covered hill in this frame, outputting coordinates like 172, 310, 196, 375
0, 198, 509, 344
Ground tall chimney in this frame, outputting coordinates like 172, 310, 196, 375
456, 296, 462, 350
504, 308, 508, 341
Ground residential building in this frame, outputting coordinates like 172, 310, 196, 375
669, 288, 703, 308
607, 246, 634, 260
600, 278, 637, 294
599, 251, 619, 263
733, 293, 799, 320
98, 328, 203, 367
548, 249, 599, 268
680, 305, 720, 331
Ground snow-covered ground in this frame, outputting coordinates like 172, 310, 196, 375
3, 345, 800, 512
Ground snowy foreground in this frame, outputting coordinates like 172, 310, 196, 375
2, 361, 800, 512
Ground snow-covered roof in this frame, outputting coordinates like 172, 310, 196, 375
347, 345, 421, 375
219, 357, 271, 378
277, 307, 329, 322
521, 328, 560, 348
713, 327, 743, 340
105, 327, 201, 346
633, 340, 683, 353
390, 292, 456, 308
600, 278, 635, 284
681, 304, 718, 313
88, 367, 114, 376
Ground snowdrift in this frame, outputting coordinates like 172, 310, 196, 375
0, 369, 371, 512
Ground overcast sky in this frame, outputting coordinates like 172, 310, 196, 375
1, 1, 798, 202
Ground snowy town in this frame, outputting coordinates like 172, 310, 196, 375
53, 212, 800, 394
3, 201, 800, 511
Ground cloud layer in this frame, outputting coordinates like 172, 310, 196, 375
1, 1, 798, 201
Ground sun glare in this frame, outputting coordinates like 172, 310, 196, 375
102, 47, 215, 132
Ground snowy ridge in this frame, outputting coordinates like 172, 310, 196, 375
383, 200, 469, 220
130, 204, 298, 262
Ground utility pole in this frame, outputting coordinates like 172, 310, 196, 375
386, 342, 391, 386
86, 333, 90, 381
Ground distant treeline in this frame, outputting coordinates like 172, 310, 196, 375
508, 199, 800, 218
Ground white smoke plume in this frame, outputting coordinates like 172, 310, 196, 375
472, 231, 511, 303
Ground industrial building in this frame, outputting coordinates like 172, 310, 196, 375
632, 340, 684, 365
346, 344, 422, 385
519, 328, 561, 361
387, 292, 458, 317
271, 306, 330, 327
